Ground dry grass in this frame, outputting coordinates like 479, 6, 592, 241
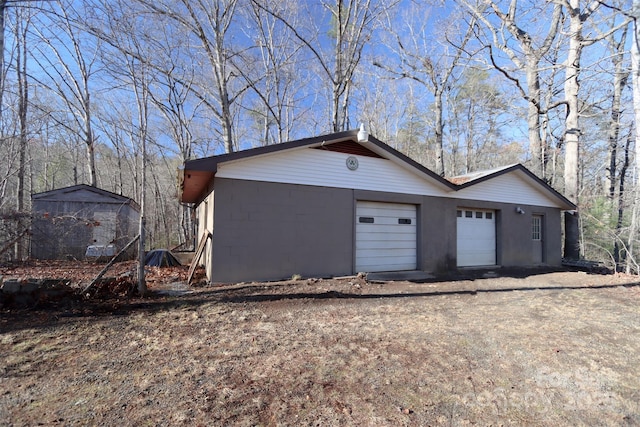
1, 270, 639, 426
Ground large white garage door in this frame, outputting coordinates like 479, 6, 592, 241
355, 201, 417, 272
457, 209, 496, 267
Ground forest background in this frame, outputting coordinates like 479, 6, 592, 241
0, 0, 637, 272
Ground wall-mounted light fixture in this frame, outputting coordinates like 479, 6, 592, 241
516, 206, 525, 215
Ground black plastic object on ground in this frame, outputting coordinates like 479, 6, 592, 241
144, 249, 182, 267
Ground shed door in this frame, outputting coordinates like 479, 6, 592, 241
355, 201, 417, 272
456, 209, 496, 267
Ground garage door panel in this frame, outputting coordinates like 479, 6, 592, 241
457, 209, 496, 267
356, 239, 416, 249
356, 262, 416, 271
357, 247, 417, 257
356, 257, 417, 271
457, 249, 495, 264
357, 218, 416, 226
355, 201, 417, 272
356, 227, 416, 237
357, 208, 415, 216
357, 203, 416, 213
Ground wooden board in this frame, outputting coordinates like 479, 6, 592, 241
188, 231, 211, 284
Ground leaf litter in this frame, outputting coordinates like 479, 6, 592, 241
0, 265, 639, 426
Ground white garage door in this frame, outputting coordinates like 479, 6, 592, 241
457, 209, 496, 267
355, 201, 417, 272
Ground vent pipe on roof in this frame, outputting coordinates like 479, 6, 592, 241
357, 123, 369, 142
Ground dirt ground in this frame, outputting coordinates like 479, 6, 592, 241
1, 262, 639, 426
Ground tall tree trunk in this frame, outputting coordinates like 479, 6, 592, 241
219, 84, 234, 153
133, 68, 149, 295
86, 131, 97, 186
559, 0, 627, 259
605, 27, 628, 201
15, 9, 28, 261
463, 0, 562, 179
628, 0, 640, 273
332, 0, 344, 132
614, 130, 631, 269
84, 96, 97, 186
464, 102, 474, 173
137, 123, 147, 295
434, 88, 445, 177
0, 0, 6, 123
526, 61, 544, 179
563, 0, 583, 260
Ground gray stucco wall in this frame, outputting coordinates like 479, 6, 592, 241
212, 178, 354, 283
210, 179, 565, 283
350, 191, 564, 272
499, 203, 563, 267
450, 198, 563, 269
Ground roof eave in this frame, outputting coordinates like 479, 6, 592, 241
183, 130, 359, 173
181, 130, 361, 205
31, 184, 140, 210
455, 164, 577, 210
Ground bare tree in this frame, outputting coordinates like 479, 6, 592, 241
96, 1, 159, 294
13, 4, 29, 259
448, 68, 510, 174
0, 0, 8, 124
357, 76, 411, 144
235, 1, 304, 145
553, 0, 630, 260
627, 0, 640, 272
30, 0, 100, 186
0, 1, 42, 259
604, 25, 629, 201
374, 2, 475, 176
0, 0, 43, 126
459, 0, 564, 181
538, 36, 565, 188
149, 71, 200, 246
108, 29, 152, 294
134, 0, 241, 153
253, 0, 395, 133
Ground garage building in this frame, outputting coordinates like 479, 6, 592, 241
180, 129, 576, 283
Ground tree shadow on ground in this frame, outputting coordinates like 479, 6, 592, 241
216, 281, 640, 304
2, 270, 638, 335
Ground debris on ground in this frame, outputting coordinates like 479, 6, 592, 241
0, 260, 206, 308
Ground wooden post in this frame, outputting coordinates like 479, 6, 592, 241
83, 234, 140, 295
187, 231, 211, 285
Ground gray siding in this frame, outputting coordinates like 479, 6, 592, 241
451, 198, 563, 268
212, 178, 353, 282
500, 204, 562, 266
209, 180, 565, 283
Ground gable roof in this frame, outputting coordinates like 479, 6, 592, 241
451, 164, 576, 210
32, 184, 140, 210
180, 129, 576, 211
180, 129, 457, 204
448, 164, 519, 185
